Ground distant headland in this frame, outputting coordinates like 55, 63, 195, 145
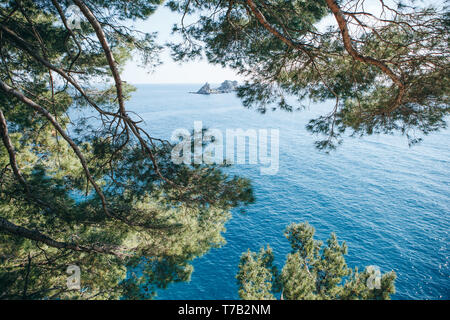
191, 80, 238, 95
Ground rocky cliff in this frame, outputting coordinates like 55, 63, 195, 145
196, 83, 213, 94
193, 81, 238, 95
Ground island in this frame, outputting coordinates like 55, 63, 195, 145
192, 80, 239, 95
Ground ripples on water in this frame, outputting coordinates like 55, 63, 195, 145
127, 84, 449, 300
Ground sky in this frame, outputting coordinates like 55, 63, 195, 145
121, 0, 443, 84
121, 6, 241, 84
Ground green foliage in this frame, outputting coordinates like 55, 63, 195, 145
236, 246, 279, 300
0, 0, 253, 299
237, 223, 396, 300
169, 0, 449, 150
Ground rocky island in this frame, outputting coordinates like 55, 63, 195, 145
192, 80, 238, 95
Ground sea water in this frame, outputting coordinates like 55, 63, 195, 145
124, 84, 449, 300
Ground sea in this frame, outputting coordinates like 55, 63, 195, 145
123, 84, 449, 300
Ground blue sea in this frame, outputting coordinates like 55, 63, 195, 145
126, 84, 449, 300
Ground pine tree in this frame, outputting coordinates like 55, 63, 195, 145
169, 0, 449, 151
237, 223, 396, 300
0, 0, 253, 299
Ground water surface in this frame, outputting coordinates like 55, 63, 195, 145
126, 84, 449, 300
